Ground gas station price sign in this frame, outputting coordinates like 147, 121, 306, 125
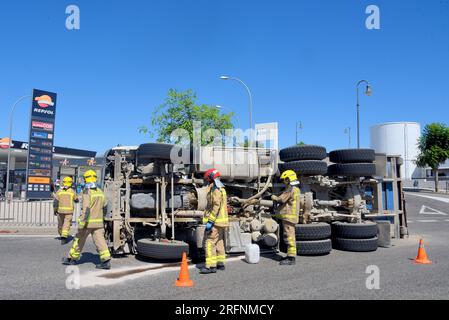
26, 89, 57, 199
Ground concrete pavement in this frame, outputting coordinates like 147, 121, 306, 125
0, 193, 448, 300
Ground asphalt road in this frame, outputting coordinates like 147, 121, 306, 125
1, 192, 448, 300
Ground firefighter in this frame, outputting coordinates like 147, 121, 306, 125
62, 170, 111, 270
271, 170, 300, 266
200, 169, 229, 274
54, 176, 78, 245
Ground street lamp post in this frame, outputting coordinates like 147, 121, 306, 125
356, 80, 372, 149
220, 76, 253, 145
5, 95, 31, 199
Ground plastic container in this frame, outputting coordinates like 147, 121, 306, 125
245, 243, 260, 264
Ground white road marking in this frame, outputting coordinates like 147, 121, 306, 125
79, 256, 245, 288
406, 193, 449, 204
417, 220, 439, 223
0, 234, 56, 238
419, 205, 448, 216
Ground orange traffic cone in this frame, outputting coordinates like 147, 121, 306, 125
414, 239, 432, 264
175, 252, 194, 287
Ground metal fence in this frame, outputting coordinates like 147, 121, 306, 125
0, 200, 81, 227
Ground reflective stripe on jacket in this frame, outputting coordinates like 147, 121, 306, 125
54, 188, 77, 214
78, 188, 107, 229
203, 186, 229, 228
273, 186, 300, 224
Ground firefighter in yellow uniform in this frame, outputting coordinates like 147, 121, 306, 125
62, 170, 112, 270
272, 170, 300, 266
201, 169, 229, 274
54, 176, 78, 245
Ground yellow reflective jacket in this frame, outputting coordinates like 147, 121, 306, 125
203, 186, 229, 228
78, 188, 107, 229
54, 188, 78, 214
273, 185, 300, 224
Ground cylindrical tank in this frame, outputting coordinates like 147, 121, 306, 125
370, 122, 421, 179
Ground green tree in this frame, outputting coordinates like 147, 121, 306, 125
416, 123, 449, 192
139, 89, 234, 145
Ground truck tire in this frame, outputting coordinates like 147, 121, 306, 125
296, 239, 332, 256
137, 143, 174, 161
295, 223, 331, 241
332, 237, 378, 252
279, 145, 327, 162
329, 149, 375, 163
327, 163, 376, 177
137, 239, 189, 260
331, 221, 378, 239
279, 160, 328, 176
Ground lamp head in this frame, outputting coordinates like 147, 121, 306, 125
220, 76, 230, 80
365, 85, 372, 96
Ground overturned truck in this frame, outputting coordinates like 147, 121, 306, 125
102, 143, 404, 260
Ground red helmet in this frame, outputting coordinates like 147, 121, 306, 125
204, 169, 221, 182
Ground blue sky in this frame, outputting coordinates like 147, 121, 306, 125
0, 0, 448, 154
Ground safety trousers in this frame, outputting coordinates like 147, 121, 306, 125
58, 213, 73, 239
283, 221, 297, 257
69, 228, 111, 262
205, 226, 226, 268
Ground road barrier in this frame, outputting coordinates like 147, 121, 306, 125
0, 200, 81, 227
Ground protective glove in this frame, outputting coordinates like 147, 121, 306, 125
53, 209, 58, 216
205, 221, 214, 231
271, 195, 280, 202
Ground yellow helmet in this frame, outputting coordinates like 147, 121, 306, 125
62, 176, 73, 187
83, 170, 97, 183
280, 170, 298, 183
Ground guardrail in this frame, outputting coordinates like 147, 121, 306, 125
0, 200, 81, 227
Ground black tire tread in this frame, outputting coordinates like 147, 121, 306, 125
136, 239, 189, 260
331, 221, 378, 239
296, 239, 332, 256
329, 149, 376, 163
295, 223, 331, 240
137, 143, 174, 160
279, 160, 328, 176
327, 163, 376, 177
279, 145, 327, 162
332, 237, 378, 252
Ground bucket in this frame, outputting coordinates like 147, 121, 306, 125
245, 243, 260, 264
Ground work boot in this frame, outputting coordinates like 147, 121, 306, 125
60, 237, 69, 245
62, 257, 77, 265
200, 267, 217, 274
217, 263, 225, 271
279, 257, 296, 266
96, 260, 111, 270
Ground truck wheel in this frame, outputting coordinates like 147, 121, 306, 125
332, 237, 378, 252
327, 163, 376, 177
279, 160, 328, 176
296, 239, 332, 256
295, 223, 331, 241
136, 239, 189, 260
329, 149, 375, 163
137, 143, 174, 161
279, 145, 327, 162
331, 221, 378, 239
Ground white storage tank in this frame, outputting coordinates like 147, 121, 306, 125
370, 122, 422, 179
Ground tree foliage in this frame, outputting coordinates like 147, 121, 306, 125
416, 123, 449, 192
139, 89, 234, 145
